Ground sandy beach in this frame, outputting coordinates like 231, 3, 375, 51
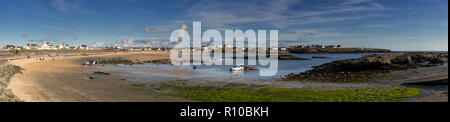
7, 51, 192, 102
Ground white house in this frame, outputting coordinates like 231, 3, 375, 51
25, 44, 40, 50
57, 43, 70, 49
40, 42, 58, 50
77, 45, 89, 50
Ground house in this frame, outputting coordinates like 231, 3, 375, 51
40, 42, 58, 50
57, 43, 70, 49
325, 45, 337, 48
14, 46, 24, 50
77, 45, 89, 50
129, 48, 143, 51
311, 45, 323, 48
115, 46, 123, 50
3, 45, 16, 50
25, 44, 40, 50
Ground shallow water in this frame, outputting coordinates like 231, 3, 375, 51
99, 53, 385, 82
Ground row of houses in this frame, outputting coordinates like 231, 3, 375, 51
291, 45, 343, 49
2, 42, 89, 50
103, 46, 171, 52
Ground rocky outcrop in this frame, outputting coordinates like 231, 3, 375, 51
286, 52, 448, 83
310, 52, 448, 73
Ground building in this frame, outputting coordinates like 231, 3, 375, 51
325, 45, 337, 48
77, 45, 89, 50
25, 44, 40, 50
129, 48, 143, 51
57, 43, 70, 49
3, 45, 16, 50
14, 46, 24, 50
40, 42, 58, 50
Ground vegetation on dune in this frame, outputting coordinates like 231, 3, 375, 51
0, 64, 24, 102
132, 81, 422, 102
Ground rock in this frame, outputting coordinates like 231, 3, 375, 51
392, 55, 413, 65
286, 52, 449, 82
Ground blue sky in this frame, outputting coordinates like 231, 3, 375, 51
0, 0, 448, 51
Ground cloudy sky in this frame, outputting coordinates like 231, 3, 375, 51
0, 0, 448, 51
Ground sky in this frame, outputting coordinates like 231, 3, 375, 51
0, 0, 448, 51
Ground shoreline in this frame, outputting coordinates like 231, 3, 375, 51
3, 51, 448, 102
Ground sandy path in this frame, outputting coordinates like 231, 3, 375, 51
8, 52, 192, 102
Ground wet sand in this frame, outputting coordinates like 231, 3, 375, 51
8, 51, 192, 102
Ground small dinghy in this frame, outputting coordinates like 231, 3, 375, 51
83, 60, 98, 65
230, 65, 258, 71
230, 65, 245, 71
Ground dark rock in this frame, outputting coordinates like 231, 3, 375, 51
286, 52, 448, 82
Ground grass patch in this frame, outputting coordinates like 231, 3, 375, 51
96, 58, 134, 65
141, 82, 422, 102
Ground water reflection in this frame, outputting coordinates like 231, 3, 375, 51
103, 53, 383, 81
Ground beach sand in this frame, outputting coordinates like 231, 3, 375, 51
8, 51, 192, 102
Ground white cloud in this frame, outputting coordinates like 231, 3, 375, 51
51, 0, 80, 13
89, 42, 106, 48
362, 24, 396, 28
114, 38, 171, 48
41, 25, 73, 32
178, 0, 387, 28
21, 33, 29, 38
144, 26, 157, 33
281, 28, 367, 40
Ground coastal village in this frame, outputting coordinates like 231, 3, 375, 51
1, 41, 346, 52
2, 42, 89, 50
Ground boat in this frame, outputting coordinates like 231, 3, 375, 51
83, 60, 98, 65
230, 65, 245, 71
230, 65, 258, 71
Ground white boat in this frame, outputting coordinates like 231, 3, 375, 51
83, 60, 98, 65
230, 65, 245, 71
